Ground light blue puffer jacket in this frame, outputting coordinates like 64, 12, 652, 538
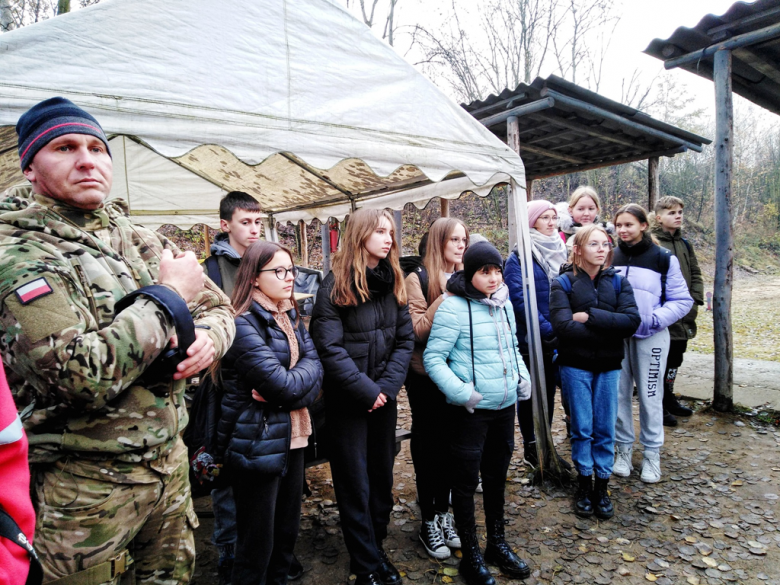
423, 279, 530, 411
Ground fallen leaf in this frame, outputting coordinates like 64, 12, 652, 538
441, 568, 458, 577
685, 536, 698, 543
646, 573, 657, 581
441, 577, 453, 584
702, 557, 718, 567
731, 480, 743, 487
623, 552, 635, 562
687, 577, 700, 585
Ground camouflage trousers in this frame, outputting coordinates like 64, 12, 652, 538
33, 439, 198, 585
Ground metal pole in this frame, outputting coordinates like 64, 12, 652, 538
393, 210, 403, 249
507, 116, 520, 252
648, 157, 660, 211
713, 49, 734, 412
478, 97, 556, 128
299, 220, 309, 267
511, 178, 562, 477
321, 219, 332, 276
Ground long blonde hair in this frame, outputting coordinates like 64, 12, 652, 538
330, 208, 407, 306
570, 224, 613, 275
422, 217, 469, 301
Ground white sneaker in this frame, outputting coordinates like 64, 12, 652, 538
436, 512, 461, 549
613, 444, 633, 477
641, 451, 661, 483
475, 481, 483, 493
419, 519, 451, 559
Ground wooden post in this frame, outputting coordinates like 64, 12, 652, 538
648, 157, 660, 211
203, 224, 211, 258
298, 220, 309, 267
507, 116, 520, 251
440, 198, 450, 218
713, 49, 734, 412
394, 210, 403, 249
526, 179, 535, 201
321, 219, 331, 276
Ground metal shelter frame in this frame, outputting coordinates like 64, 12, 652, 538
645, 0, 780, 411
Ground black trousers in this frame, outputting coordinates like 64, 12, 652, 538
517, 352, 561, 445
406, 370, 452, 521
448, 404, 515, 532
665, 339, 688, 378
327, 398, 398, 577
231, 448, 305, 585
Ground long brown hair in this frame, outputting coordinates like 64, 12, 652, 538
231, 241, 299, 319
423, 217, 469, 301
570, 224, 613, 275
614, 203, 657, 244
330, 208, 407, 306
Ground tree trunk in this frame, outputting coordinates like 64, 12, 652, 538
58, 0, 71, 15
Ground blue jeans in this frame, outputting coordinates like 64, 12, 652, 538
560, 367, 620, 479
211, 486, 237, 550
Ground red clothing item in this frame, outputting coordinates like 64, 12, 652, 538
0, 360, 34, 585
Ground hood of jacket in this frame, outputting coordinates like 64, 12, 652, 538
210, 232, 242, 263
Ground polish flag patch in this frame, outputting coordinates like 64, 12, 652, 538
15, 277, 53, 305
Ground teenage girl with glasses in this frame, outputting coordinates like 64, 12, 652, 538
549, 225, 640, 519
216, 241, 323, 584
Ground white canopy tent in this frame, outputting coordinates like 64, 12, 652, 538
0, 0, 526, 229
0, 0, 564, 474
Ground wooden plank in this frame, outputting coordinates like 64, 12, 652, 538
713, 48, 734, 412
298, 219, 309, 267
648, 156, 660, 211
664, 21, 780, 69
479, 97, 555, 128
440, 198, 450, 218
532, 110, 646, 149
528, 146, 686, 180
203, 224, 211, 258
520, 143, 586, 165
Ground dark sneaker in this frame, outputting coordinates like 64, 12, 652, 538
663, 410, 678, 427
419, 519, 450, 559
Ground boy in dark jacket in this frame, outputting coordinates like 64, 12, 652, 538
652, 196, 704, 427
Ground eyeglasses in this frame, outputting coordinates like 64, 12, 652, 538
449, 237, 468, 246
259, 266, 299, 280
538, 214, 558, 222
586, 242, 612, 250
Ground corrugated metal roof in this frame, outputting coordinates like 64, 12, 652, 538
462, 75, 710, 181
644, 0, 780, 115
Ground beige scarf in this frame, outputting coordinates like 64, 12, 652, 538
253, 289, 311, 447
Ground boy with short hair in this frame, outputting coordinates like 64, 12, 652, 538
651, 196, 704, 427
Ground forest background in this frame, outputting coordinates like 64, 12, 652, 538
2, 0, 779, 274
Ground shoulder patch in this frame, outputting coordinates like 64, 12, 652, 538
15, 277, 53, 305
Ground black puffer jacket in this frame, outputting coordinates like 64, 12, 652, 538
310, 259, 414, 410
217, 301, 323, 475
549, 265, 641, 372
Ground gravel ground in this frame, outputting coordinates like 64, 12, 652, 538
192, 393, 780, 585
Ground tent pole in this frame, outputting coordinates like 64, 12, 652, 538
507, 116, 520, 252
299, 220, 309, 267
203, 224, 211, 258
713, 48, 734, 412
394, 210, 403, 249
321, 219, 332, 276
511, 178, 562, 479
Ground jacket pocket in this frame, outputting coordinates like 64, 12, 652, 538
345, 341, 370, 374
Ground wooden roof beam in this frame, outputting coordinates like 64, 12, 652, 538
531, 111, 648, 150
527, 145, 686, 180
478, 97, 555, 128
520, 143, 586, 164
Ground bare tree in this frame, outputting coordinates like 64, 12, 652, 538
344, 0, 400, 46
0, 0, 98, 31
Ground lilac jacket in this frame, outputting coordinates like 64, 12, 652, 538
611, 237, 693, 339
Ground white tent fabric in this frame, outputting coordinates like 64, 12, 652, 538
0, 0, 525, 226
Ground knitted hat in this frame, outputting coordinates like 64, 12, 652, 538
16, 97, 111, 170
527, 200, 555, 229
463, 241, 503, 283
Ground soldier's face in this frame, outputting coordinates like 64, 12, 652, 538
23, 134, 113, 210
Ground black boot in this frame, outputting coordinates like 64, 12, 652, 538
574, 474, 594, 518
664, 380, 693, 417
592, 477, 614, 520
459, 529, 495, 585
523, 442, 539, 468
662, 409, 678, 427
376, 548, 402, 585
484, 520, 531, 580
287, 553, 304, 581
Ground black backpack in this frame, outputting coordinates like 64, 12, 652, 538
399, 255, 431, 303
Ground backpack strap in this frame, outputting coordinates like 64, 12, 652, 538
467, 301, 476, 389
556, 273, 572, 295
417, 267, 431, 305
612, 273, 622, 296
204, 255, 223, 290
0, 506, 43, 585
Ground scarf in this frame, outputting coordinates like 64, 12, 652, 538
252, 289, 311, 443
529, 229, 568, 283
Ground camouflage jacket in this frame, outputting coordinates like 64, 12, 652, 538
0, 192, 235, 465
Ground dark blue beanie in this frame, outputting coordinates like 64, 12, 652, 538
463, 241, 503, 283
16, 97, 111, 170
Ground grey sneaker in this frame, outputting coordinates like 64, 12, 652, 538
436, 512, 461, 549
640, 451, 662, 483
613, 444, 633, 477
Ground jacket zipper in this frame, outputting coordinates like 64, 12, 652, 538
74, 264, 100, 323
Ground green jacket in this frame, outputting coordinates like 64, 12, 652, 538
0, 193, 235, 465
652, 226, 704, 340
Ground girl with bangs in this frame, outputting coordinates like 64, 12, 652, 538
310, 208, 414, 585
216, 241, 324, 585
405, 217, 468, 560
549, 225, 640, 520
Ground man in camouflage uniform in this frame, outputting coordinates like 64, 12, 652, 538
0, 97, 235, 585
